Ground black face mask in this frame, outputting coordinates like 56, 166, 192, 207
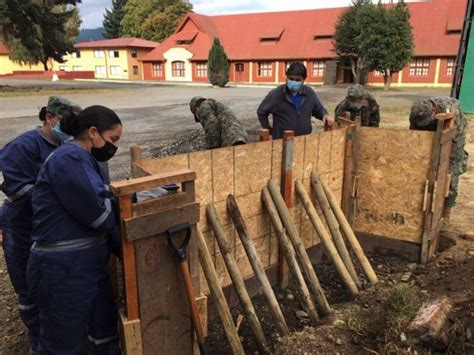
91, 134, 118, 162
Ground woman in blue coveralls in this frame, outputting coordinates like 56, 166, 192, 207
0, 96, 80, 353
27, 105, 122, 355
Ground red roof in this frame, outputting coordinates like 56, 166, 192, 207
142, 0, 466, 62
0, 42, 10, 55
75, 37, 160, 49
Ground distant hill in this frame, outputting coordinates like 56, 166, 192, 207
76, 28, 104, 43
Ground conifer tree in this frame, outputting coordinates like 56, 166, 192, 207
207, 38, 229, 87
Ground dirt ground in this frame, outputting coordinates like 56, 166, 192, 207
0, 81, 473, 354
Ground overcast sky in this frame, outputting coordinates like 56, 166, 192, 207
78, 0, 422, 29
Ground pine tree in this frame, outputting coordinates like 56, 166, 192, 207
103, 0, 127, 39
208, 38, 229, 87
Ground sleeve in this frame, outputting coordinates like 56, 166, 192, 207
335, 101, 346, 119
200, 109, 222, 149
50, 153, 119, 234
311, 93, 329, 120
257, 91, 276, 132
369, 101, 380, 127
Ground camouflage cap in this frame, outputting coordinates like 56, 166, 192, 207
346, 85, 364, 109
46, 96, 81, 119
190, 96, 205, 113
409, 99, 434, 127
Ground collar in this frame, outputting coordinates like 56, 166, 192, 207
36, 127, 58, 147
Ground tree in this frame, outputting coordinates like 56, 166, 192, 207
208, 38, 229, 87
0, 0, 81, 70
121, 0, 192, 42
103, 0, 127, 39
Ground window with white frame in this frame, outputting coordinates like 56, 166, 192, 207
72, 66, 82, 71
446, 58, 455, 76
374, 70, 384, 77
258, 61, 273, 77
131, 49, 138, 58
72, 51, 81, 59
172, 61, 186, 77
409, 59, 430, 76
109, 49, 120, 58
94, 50, 105, 58
152, 63, 163, 77
196, 62, 207, 77
59, 66, 67, 71
133, 66, 139, 75
312, 61, 326, 77
110, 66, 121, 75
95, 66, 106, 75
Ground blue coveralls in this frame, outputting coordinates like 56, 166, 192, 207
27, 142, 120, 354
0, 128, 58, 352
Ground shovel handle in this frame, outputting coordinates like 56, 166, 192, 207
167, 223, 191, 262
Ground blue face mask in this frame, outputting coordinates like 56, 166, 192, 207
52, 124, 72, 145
287, 80, 303, 93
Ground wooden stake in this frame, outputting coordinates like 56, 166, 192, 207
261, 187, 322, 323
196, 227, 245, 355
259, 129, 270, 142
313, 173, 378, 285
227, 195, 290, 337
295, 180, 359, 296
207, 205, 270, 355
267, 180, 332, 315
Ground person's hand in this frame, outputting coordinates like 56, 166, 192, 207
0, 228, 3, 246
323, 115, 335, 127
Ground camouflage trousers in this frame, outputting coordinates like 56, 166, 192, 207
445, 149, 469, 208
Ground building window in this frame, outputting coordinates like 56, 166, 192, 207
312, 61, 326, 77
446, 58, 455, 76
196, 62, 207, 77
72, 51, 81, 59
235, 63, 244, 73
374, 70, 384, 77
95, 66, 106, 75
59, 66, 67, 71
72, 66, 82, 71
94, 50, 105, 58
152, 63, 163, 77
285, 61, 297, 70
258, 61, 273, 77
131, 49, 138, 58
409, 59, 430, 76
109, 49, 119, 58
133, 65, 139, 75
172, 61, 185, 77
110, 66, 121, 75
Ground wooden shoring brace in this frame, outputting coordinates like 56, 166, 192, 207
267, 180, 332, 316
295, 180, 359, 296
261, 187, 323, 322
227, 195, 290, 337
196, 226, 245, 355
206, 204, 270, 355
312, 173, 379, 285
308, 175, 360, 286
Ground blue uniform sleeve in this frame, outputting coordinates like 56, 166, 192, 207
49, 153, 119, 234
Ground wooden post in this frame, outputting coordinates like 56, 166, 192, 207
262, 187, 322, 323
207, 205, 270, 355
197, 227, 245, 355
268, 180, 332, 315
341, 122, 356, 220
130, 145, 143, 178
315, 174, 379, 285
227, 195, 290, 336
309, 176, 360, 286
295, 180, 359, 296
259, 129, 270, 142
278, 130, 294, 289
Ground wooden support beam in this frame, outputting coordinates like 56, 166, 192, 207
268, 180, 332, 315
132, 192, 190, 216
259, 129, 270, 142
120, 311, 143, 355
130, 145, 143, 178
295, 180, 359, 296
227, 195, 290, 337
261, 187, 322, 323
207, 204, 270, 354
197, 227, 245, 355
314, 173, 378, 285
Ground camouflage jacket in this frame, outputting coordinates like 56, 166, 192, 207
197, 99, 249, 149
335, 92, 380, 127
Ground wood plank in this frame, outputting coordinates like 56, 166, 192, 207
132, 192, 190, 216
124, 203, 200, 242
341, 126, 355, 220
120, 311, 143, 355
111, 170, 196, 196
260, 129, 270, 141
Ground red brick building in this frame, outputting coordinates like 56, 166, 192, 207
141, 0, 466, 87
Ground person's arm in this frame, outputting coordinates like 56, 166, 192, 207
369, 100, 380, 127
312, 93, 334, 127
257, 91, 276, 133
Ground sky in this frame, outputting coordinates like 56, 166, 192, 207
78, 0, 422, 29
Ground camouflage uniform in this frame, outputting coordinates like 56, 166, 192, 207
190, 97, 249, 149
409, 97, 469, 208
47, 96, 82, 119
335, 85, 380, 127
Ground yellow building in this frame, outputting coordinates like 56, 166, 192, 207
0, 43, 47, 75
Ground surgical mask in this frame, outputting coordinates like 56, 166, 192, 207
52, 124, 72, 145
287, 80, 302, 93
91, 134, 118, 162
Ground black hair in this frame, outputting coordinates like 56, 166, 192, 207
286, 62, 307, 79
61, 105, 121, 137
39, 106, 48, 121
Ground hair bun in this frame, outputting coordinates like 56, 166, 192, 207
60, 111, 80, 136
39, 107, 47, 121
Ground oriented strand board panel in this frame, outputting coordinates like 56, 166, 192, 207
354, 128, 434, 243
189, 151, 213, 205
318, 130, 332, 174
303, 133, 319, 179
141, 154, 189, 175
331, 128, 346, 171
235, 141, 272, 196
212, 146, 235, 202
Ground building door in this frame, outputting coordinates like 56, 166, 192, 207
235, 63, 245, 82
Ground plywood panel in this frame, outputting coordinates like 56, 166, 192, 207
189, 151, 213, 205
212, 147, 234, 202
354, 128, 434, 243
236, 192, 264, 218
303, 133, 319, 179
329, 169, 344, 207
235, 235, 271, 279
271, 139, 283, 184
331, 128, 346, 172
141, 155, 189, 175
234, 214, 270, 248
318, 131, 332, 174
235, 141, 272, 196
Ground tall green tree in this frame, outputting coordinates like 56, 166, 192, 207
208, 38, 229, 87
103, 0, 127, 39
121, 0, 192, 42
0, 0, 81, 70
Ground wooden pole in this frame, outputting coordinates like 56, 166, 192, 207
313, 173, 378, 285
267, 180, 332, 315
295, 180, 359, 296
259, 129, 270, 142
227, 195, 290, 336
206, 205, 270, 355
196, 227, 245, 355
261, 187, 322, 322
308, 176, 360, 286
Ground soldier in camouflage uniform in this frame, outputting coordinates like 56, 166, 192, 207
409, 97, 469, 219
190, 96, 249, 149
335, 85, 380, 127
